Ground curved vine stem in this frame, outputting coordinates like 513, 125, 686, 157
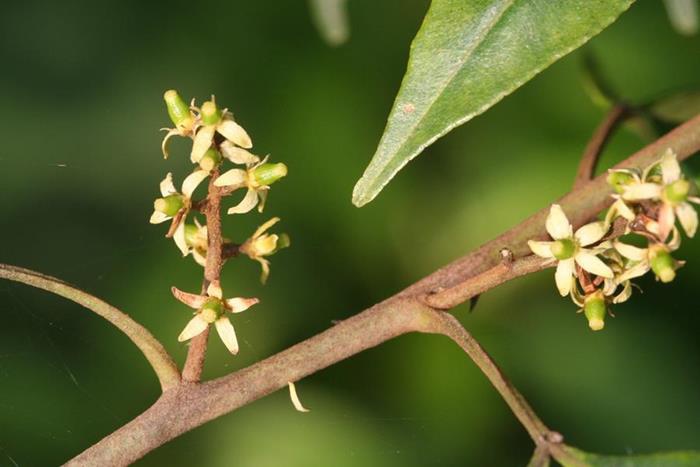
0, 264, 180, 392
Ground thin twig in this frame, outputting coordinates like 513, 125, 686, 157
57, 115, 700, 465
182, 170, 225, 382
426, 312, 553, 444
0, 264, 180, 391
424, 255, 554, 310
573, 104, 628, 189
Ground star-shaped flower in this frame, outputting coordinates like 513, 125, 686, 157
174, 219, 208, 267
240, 217, 290, 284
161, 90, 197, 159
172, 281, 258, 354
614, 150, 699, 240
613, 238, 683, 284
214, 158, 288, 214
190, 99, 252, 164
528, 204, 614, 296
150, 170, 209, 242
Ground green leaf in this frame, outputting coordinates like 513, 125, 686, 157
352, 0, 635, 207
556, 446, 700, 467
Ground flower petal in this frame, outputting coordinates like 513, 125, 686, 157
616, 261, 650, 282
171, 286, 207, 309
668, 226, 682, 251
252, 217, 281, 239
206, 281, 223, 299
193, 249, 207, 267
660, 149, 681, 185
288, 381, 310, 413
160, 172, 177, 197
215, 317, 239, 354
257, 189, 269, 213
181, 170, 209, 198
259, 258, 271, 284
220, 140, 260, 166
555, 259, 575, 296
527, 240, 554, 258
612, 240, 647, 261
657, 202, 676, 242
546, 204, 572, 240
214, 168, 248, 188
217, 119, 253, 148
575, 251, 614, 278
161, 128, 179, 159
150, 210, 171, 224
574, 221, 608, 247
612, 281, 633, 304
227, 188, 259, 215
605, 199, 635, 225
191, 125, 216, 163
178, 315, 209, 342
226, 297, 259, 313
173, 221, 189, 256
622, 183, 662, 201
676, 202, 698, 238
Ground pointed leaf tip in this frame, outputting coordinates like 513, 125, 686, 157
352, 0, 634, 206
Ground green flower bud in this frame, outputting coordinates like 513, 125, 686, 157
184, 224, 199, 246
200, 298, 224, 323
607, 171, 634, 194
199, 148, 223, 172
664, 179, 690, 204
277, 233, 291, 250
551, 239, 576, 260
154, 195, 184, 216
200, 100, 222, 126
164, 90, 193, 128
583, 291, 606, 331
252, 162, 288, 187
649, 246, 676, 283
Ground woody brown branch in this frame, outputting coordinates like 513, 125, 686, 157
66, 115, 700, 465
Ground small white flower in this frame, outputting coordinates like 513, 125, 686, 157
191, 100, 252, 164
214, 158, 288, 215
616, 150, 699, 240
240, 217, 289, 284
150, 170, 209, 253
172, 281, 258, 355
175, 219, 208, 267
161, 90, 197, 159
528, 204, 613, 296
613, 239, 682, 284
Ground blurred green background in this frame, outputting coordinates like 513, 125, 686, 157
1, 1, 699, 465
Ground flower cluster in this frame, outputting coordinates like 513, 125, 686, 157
151, 90, 290, 353
529, 149, 698, 331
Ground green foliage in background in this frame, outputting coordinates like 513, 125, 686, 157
0, 0, 699, 465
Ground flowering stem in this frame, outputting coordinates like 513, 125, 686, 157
182, 169, 225, 382
573, 104, 629, 189
0, 264, 180, 392
58, 114, 700, 465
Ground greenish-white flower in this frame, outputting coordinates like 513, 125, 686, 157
528, 204, 613, 296
615, 150, 699, 240
150, 171, 209, 252
191, 100, 252, 164
172, 281, 258, 355
613, 239, 682, 284
161, 90, 197, 159
176, 219, 208, 267
240, 217, 290, 284
214, 158, 288, 215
